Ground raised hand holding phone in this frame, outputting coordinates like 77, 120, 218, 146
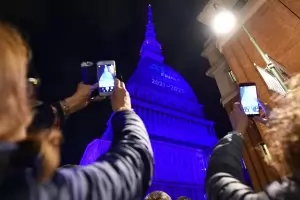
239, 82, 260, 116
97, 60, 116, 97
111, 79, 132, 112
239, 82, 271, 125
230, 102, 249, 134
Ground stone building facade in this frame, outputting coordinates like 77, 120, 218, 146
198, 0, 300, 191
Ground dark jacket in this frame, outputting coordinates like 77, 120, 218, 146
205, 132, 300, 200
0, 110, 154, 200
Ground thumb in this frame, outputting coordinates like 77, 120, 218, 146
233, 102, 242, 111
91, 82, 99, 91
115, 79, 121, 88
229, 111, 236, 127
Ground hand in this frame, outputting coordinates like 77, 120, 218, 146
253, 100, 272, 125
111, 79, 132, 112
64, 82, 99, 114
230, 102, 248, 134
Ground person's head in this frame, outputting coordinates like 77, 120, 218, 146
26, 128, 63, 182
266, 74, 300, 176
177, 197, 191, 200
24, 103, 63, 182
0, 22, 32, 142
144, 191, 172, 200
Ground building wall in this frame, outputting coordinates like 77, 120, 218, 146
221, 0, 300, 88
221, 0, 300, 179
200, 0, 300, 191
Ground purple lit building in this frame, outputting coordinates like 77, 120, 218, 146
80, 5, 217, 199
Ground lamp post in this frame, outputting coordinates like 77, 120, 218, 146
211, 9, 289, 94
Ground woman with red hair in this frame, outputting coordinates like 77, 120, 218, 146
0, 22, 154, 200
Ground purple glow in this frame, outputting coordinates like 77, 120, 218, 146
80, 5, 217, 199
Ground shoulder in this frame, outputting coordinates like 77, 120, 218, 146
0, 169, 34, 200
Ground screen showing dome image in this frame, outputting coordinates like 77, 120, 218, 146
97, 64, 116, 94
240, 85, 259, 115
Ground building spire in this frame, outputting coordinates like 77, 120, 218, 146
140, 4, 164, 63
148, 4, 153, 24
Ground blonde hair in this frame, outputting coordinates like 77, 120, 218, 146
266, 74, 300, 175
145, 191, 172, 200
0, 22, 32, 141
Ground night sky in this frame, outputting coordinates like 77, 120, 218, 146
0, 0, 231, 164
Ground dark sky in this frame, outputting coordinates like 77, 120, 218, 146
0, 0, 231, 164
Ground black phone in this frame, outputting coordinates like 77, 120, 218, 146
239, 82, 259, 116
97, 60, 116, 97
81, 61, 98, 97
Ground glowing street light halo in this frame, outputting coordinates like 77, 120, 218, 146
212, 10, 237, 34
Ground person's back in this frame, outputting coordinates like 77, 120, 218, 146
205, 76, 300, 200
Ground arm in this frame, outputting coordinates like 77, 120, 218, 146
49, 110, 153, 200
206, 132, 245, 183
205, 132, 265, 200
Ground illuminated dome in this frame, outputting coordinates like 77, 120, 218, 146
80, 6, 217, 199
127, 59, 203, 117
127, 5, 203, 117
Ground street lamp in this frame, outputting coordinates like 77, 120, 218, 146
212, 10, 236, 34
211, 7, 289, 94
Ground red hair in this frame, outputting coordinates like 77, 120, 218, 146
266, 74, 300, 175
0, 22, 32, 142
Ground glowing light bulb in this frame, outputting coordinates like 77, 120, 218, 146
212, 10, 236, 34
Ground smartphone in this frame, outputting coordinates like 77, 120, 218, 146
81, 61, 96, 84
81, 61, 98, 98
239, 82, 259, 116
97, 60, 116, 96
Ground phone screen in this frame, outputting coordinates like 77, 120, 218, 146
239, 84, 259, 116
97, 61, 116, 96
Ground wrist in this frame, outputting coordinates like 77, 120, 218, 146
60, 100, 70, 116
114, 107, 133, 112
60, 96, 77, 116
231, 131, 244, 139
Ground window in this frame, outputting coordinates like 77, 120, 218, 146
233, 0, 248, 11
228, 70, 237, 83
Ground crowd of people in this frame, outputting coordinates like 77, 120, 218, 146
0, 22, 300, 200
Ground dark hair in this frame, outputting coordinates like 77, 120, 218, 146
177, 197, 191, 200
27, 104, 56, 135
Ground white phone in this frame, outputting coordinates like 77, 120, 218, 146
239, 82, 259, 116
97, 60, 116, 96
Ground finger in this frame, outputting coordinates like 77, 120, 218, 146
115, 78, 121, 88
91, 82, 99, 91
90, 96, 106, 102
229, 111, 234, 119
258, 100, 267, 114
233, 102, 242, 110
120, 81, 126, 89
77, 82, 83, 87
